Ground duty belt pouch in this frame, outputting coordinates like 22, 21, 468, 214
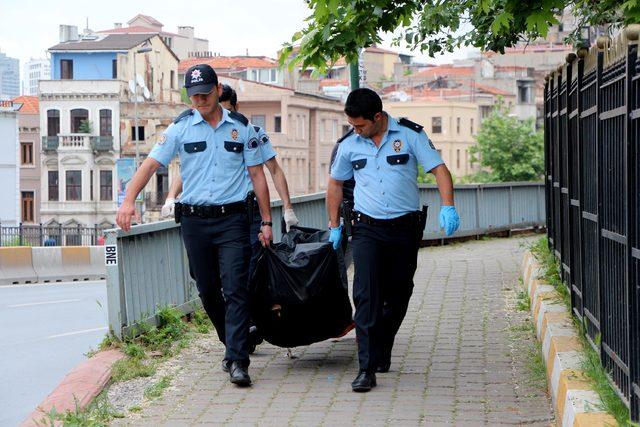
174, 202, 183, 224
419, 205, 428, 232
245, 191, 255, 225
340, 200, 353, 236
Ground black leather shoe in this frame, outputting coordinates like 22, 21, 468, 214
221, 359, 230, 373
376, 361, 391, 373
351, 371, 377, 392
229, 361, 251, 387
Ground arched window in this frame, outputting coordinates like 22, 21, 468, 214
70, 108, 89, 133
99, 109, 112, 136
47, 109, 60, 136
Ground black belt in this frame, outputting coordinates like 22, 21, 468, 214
177, 202, 246, 219
353, 210, 421, 228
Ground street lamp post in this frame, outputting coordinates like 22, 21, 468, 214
132, 46, 152, 223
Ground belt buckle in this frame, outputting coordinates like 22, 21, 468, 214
189, 206, 195, 214
221, 205, 226, 214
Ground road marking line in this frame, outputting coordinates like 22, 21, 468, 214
47, 326, 108, 339
8, 298, 81, 308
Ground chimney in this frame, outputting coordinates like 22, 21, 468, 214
178, 26, 194, 39
114, 22, 122, 28
59, 25, 79, 43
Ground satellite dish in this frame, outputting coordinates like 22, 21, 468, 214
136, 74, 145, 88
143, 87, 151, 99
128, 80, 136, 94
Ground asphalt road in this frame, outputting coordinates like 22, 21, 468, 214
0, 280, 108, 427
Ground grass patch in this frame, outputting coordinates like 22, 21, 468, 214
100, 307, 212, 383
35, 391, 123, 426
530, 237, 632, 425
144, 376, 172, 400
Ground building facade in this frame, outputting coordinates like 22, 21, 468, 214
0, 101, 20, 226
385, 101, 480, 178
0, 52, 20, 100
40, 31, 182, 228
23, 58, 51, 96
13, 96, 41, 224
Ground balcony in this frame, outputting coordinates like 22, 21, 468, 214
42, 136, 59, 151
90, 136, 114, 151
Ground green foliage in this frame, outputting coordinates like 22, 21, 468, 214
417, 165, 436, 184
469, 101, 544, 182
78, 120, 92, 134
36, 392, 123, 427
180, 87, 192, 105
283, 0, 640, 72
111, 356, 156, 382
143, 376, 172, 400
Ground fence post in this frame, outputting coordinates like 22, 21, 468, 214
59, 223, 63, 246
39, 223, 43, 246
94, 224, 98, 245
77, 223, 81, 246
18, 222, 23, 246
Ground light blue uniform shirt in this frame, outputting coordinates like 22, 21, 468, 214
243, 125, 277, 185
331, 114, 444, 219
149, 108, 263, 205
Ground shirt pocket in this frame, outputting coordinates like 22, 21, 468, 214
386, 154, 410, 165
224, 140, 244, 153
184, 141, 207, 154
351, 158, 367, 170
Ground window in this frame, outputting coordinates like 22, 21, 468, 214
48, 171, 59, 201
47, 110, 60, 136
131, 126, 145, 141
170, 70, 175, 89
99, 110, 112, 136
21, 142, 33, 165
518, 85, 530, 104
100, 170, 113, 201
331, 120, 338, 140
456, 118, 461, 134
431, 117, 442, 134
61, 59, 73, 79
112, 59, 117, 78
66, 170, 82, 201
456, 149, 461, 169
70, 109, 89, 133
251, 115, 266, 130
274, 116, 282, 133
481, 105, 492, 119
21, 192, 34, 223
470, 118, 474, 134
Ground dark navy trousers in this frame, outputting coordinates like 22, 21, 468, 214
351, 221, 420, 372
181, 212, 251, 365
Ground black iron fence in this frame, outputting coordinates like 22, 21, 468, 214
0, 222, 109, 247
545, 25, 640, 420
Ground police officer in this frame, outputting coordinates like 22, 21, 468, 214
116, 64, 272, 387
328, 88, 460, 392
161, 84, 298, 361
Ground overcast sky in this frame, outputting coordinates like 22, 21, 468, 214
0, 0, 475, 73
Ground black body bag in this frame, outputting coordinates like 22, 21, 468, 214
249, 226, 354, 348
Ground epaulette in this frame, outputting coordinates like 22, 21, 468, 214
253, 125, 261, 132
337, 128, 354, 143
229, 111, 249, 126
398, 117, 423, 133
173, 109, 193, 124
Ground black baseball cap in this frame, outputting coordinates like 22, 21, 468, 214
184, 64, 218, 96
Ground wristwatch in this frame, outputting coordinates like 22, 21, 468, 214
261, 221, 273, 227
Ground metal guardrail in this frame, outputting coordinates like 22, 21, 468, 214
0, 223, 108, 247
105, 182, 544, 339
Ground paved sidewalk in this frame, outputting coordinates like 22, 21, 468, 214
114, 236, 553, 426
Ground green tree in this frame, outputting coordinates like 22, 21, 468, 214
469, 102, 544, 182
281, 0, 640, 71
78, 120, 93, 134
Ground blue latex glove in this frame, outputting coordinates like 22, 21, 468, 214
439, 205, 460, 236
328, 225, 343, 250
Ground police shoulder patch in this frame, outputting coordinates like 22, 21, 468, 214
398, 117, 424, 133
253, 125, 261, 132
337, 128, 354, 143
248, 137, 259, 149
173, 109, 193, 124
229, 111, 249, 126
